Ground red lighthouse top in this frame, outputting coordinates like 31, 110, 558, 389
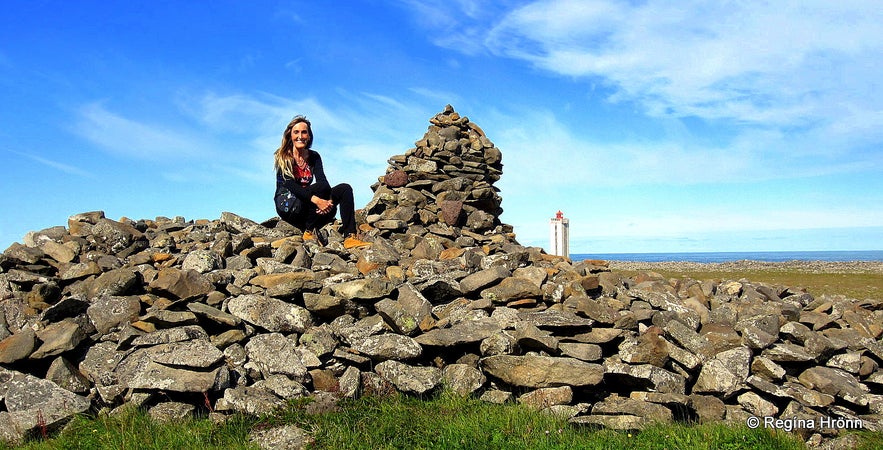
555, 210, 564, 219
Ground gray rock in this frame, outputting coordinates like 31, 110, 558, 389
149, 268, 213, 299
338, 366, 361, 398
45, 356, 91, 394
140, 309, 199, 327
618, 328, 669, 367
375, 360, 442, 394
482, 355, 604, 388
32, 318, 91, 359
415, 318, 500, 347
216, 384, 286, 415
186, 302, 241, 327
298, 326, 339, 358
87, 295, 141, 334
480, 331, 517, 357
762, 342, 816, 362
798, 366, 869, 406
442, 364, 486, 396
250, 425, 315, 450
480, 277, 541, 304
59, 261, 102, 281
664, 319, 713, 358
129, 325, 209, 347
0, 368, 91, 442
514, 321, 559, 354
0, 328, 36, 364
89, 268, 140, 298
254, 374, 309, 400
603, 359, 686, 395
591, 395, 673, 422
228, 294, 313, 333
351, 333, 422, 361
142, 339, 224, 368
519, 386, 573, 410
480, 389, 513, 404
182, 250, 221, 273
559, 342, 603, 362
737, 391, 778, 417
115, 349, 226, 392
330, 278, 395, 301
90, 218, 143, 254
747, 376, 835, 408
693, 346, 752, 397
518, 309, 594, 330
302, 292, 350, 317
570, 414, 648, 430
375, 299, 420, 335
459, 266, 510, 295
689, 395, 727, 423
750, 355, 786, 380
39, 240, 79, 264
149, 402, 195, 422
220, 212, 286, 238
245, 333, 308, 382
79, 341, 128, 386
335, 315, 389, 346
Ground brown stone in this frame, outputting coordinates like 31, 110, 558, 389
383, 170, 409, 187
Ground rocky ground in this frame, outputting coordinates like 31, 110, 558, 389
0, 107, 880, 450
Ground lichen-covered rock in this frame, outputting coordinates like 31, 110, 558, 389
375, 360, 441, 394
351, 333, 422, 361
482, 355, 603, 388
0, 368, 91, 443
227, 294, 313, 333
244, 333, 308, 382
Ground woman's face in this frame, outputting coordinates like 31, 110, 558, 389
291, 122, 311, 151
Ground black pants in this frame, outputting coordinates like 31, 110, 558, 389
279, 183, 357, 235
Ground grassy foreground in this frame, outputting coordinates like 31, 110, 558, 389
4, 268, 881, 449
1, 392, 821, 450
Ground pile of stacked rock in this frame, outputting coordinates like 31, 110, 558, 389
362, 104, 505, 235
0, 107, 880, 449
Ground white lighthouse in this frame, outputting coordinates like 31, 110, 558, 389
549, 210, 570, 257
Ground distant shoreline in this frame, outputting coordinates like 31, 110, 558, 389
599, 259, 883, 274
571, 250, 883, 264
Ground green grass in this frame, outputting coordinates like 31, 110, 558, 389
1, 404, 256, 450
0, 391, 847, 450
623, 269, 883, 301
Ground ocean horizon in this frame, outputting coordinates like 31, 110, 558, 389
571, 250, 883, 263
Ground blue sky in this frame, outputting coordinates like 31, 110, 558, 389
2, 0, 882, 254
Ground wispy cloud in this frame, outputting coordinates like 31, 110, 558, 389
7, 149, 95, 179
73, 102, 209, 161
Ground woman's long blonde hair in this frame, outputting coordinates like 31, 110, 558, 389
274, 115, 313, 179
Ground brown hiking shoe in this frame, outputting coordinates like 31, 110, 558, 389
343, 235, 371, 249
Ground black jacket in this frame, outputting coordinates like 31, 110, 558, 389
275, 150, 331, 202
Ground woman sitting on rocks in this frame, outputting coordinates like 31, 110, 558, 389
273, 115, 367, 248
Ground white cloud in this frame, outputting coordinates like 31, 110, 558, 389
483, 0, 883, 128
8, 150, 95, 179
396, 0, 883, 192
73, 102, 209, 161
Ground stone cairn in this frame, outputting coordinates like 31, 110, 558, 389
0, 106, 880, 448
362, 104, 505, 235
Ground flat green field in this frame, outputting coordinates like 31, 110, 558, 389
610, 262, 883, 301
